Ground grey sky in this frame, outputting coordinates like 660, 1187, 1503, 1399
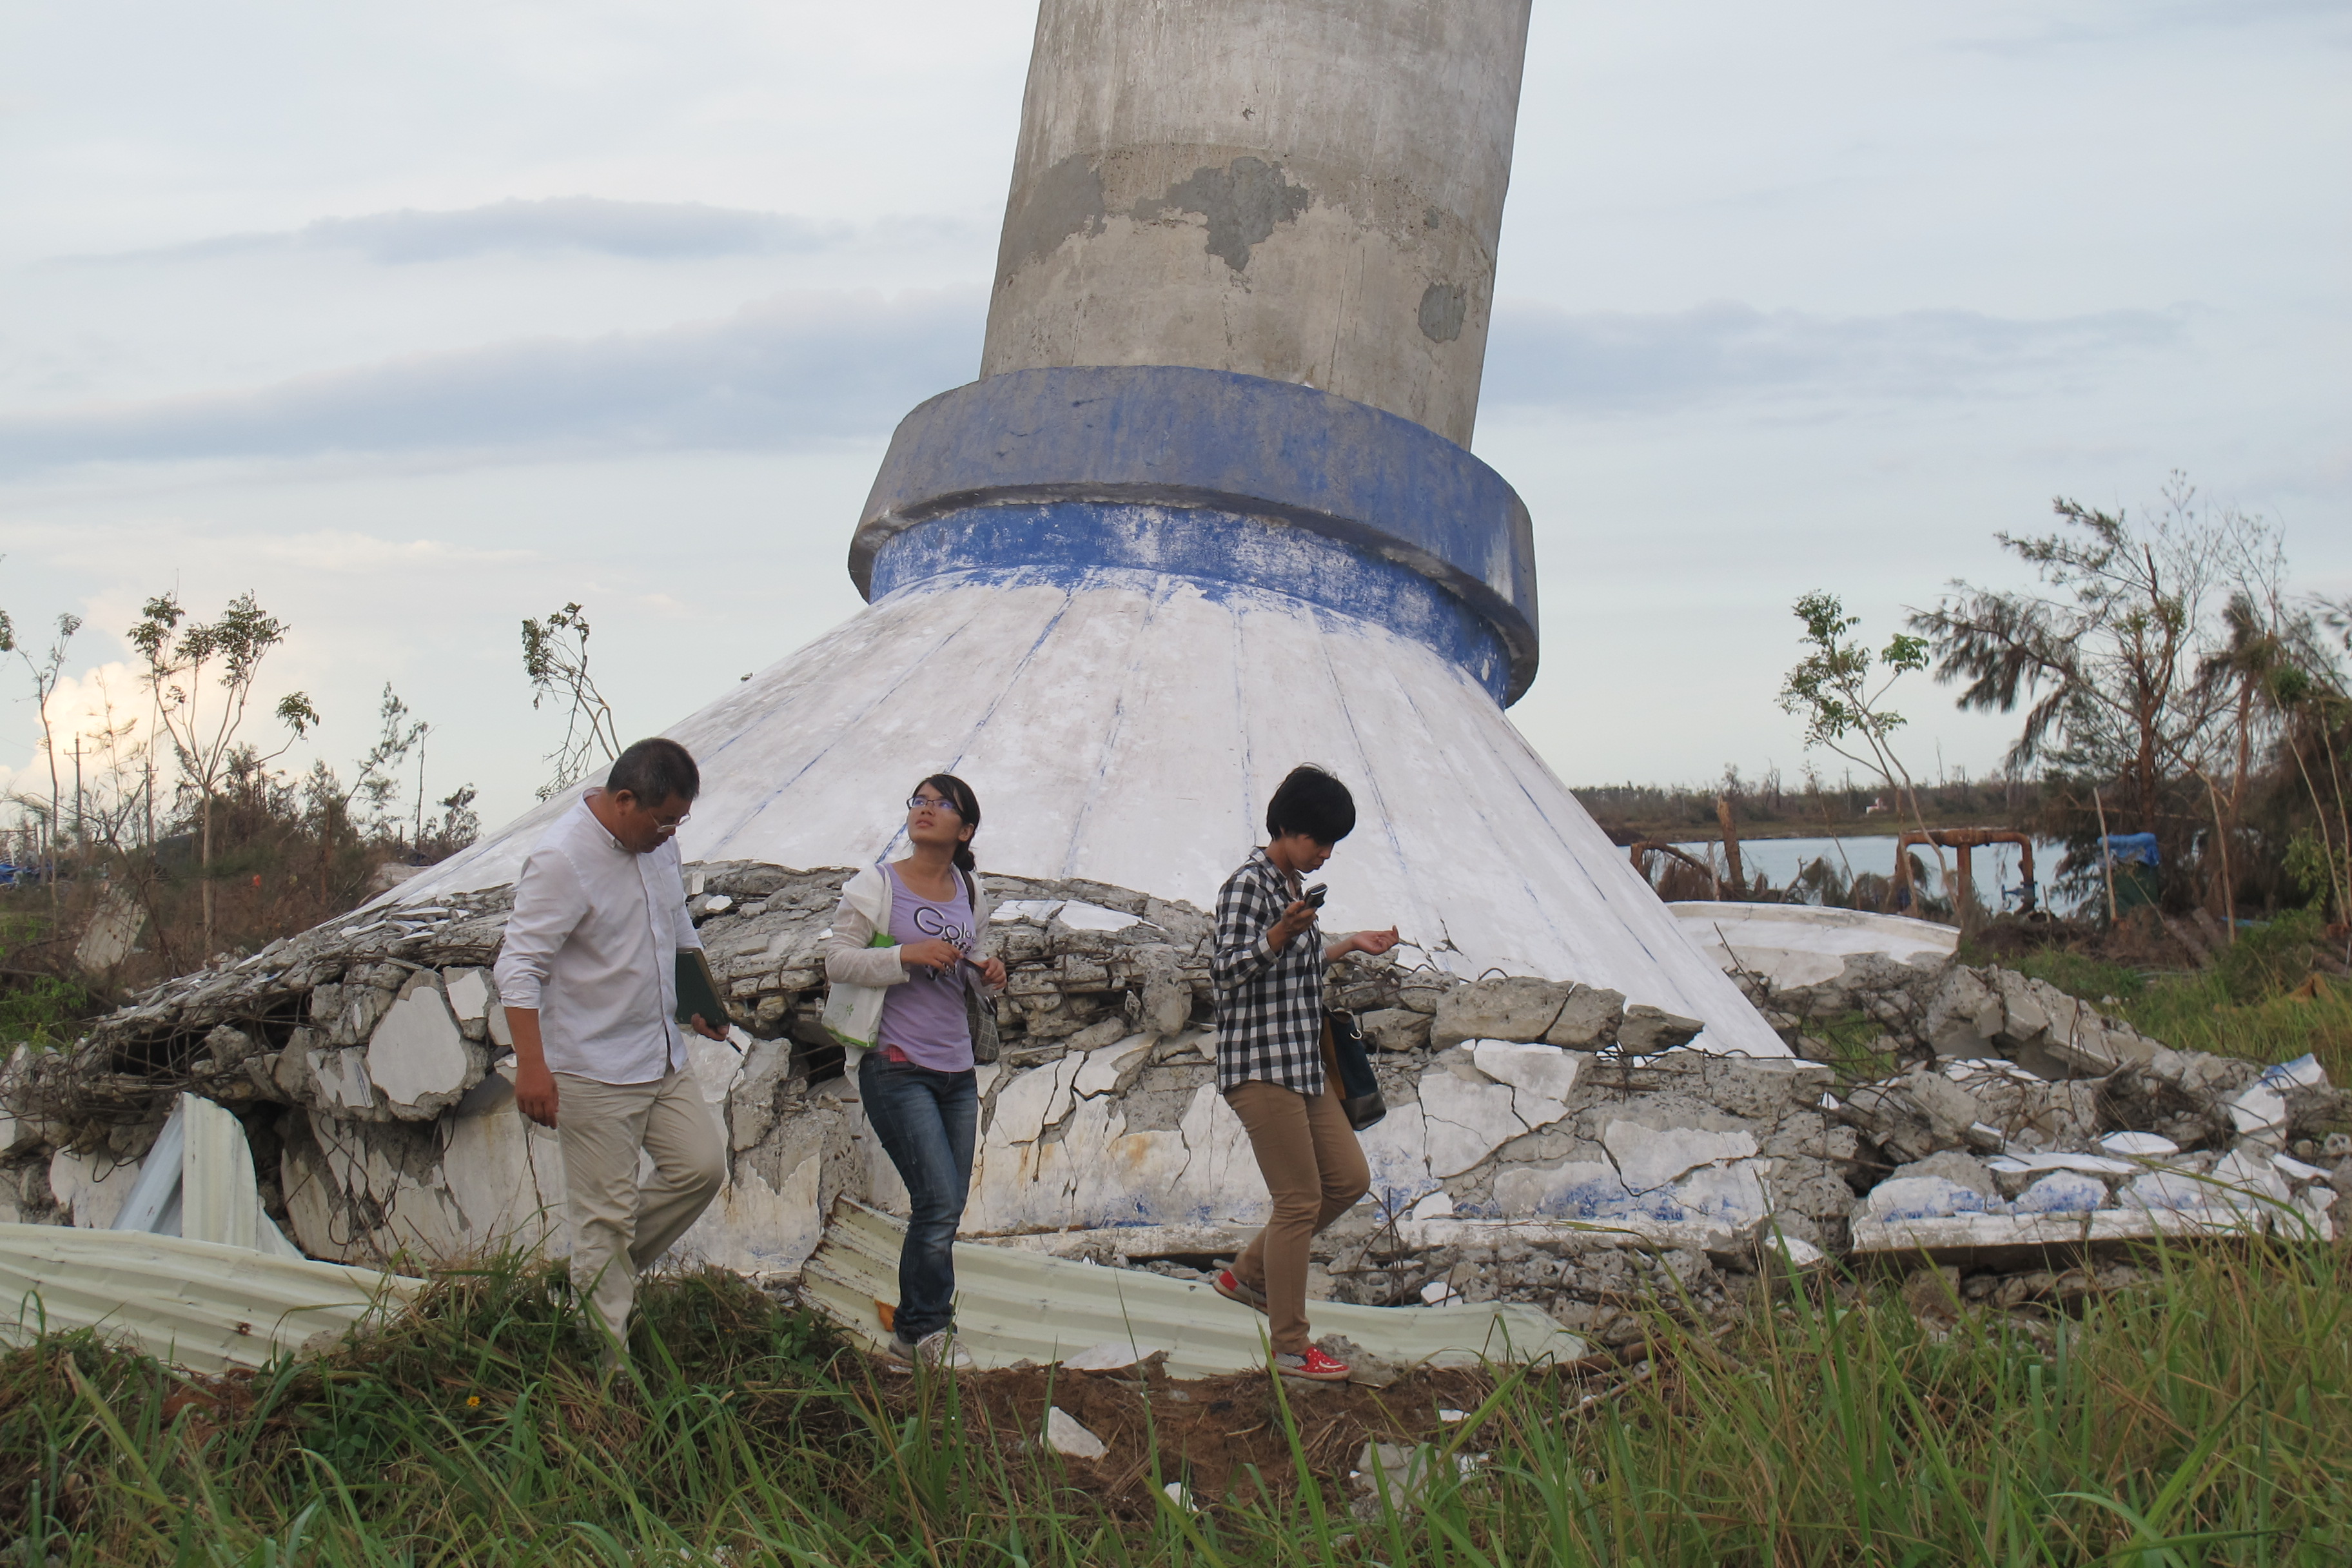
2, 0, 2346, 828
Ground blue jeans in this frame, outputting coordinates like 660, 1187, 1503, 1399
858, 1053, 978, 1340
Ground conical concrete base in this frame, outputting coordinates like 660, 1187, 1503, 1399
394, 566, 1785, 1058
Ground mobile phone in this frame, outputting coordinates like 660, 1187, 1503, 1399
1302, 883, 1328, 909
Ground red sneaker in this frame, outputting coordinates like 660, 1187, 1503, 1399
1273, 1346, 1351, 1382
1213, 1269, 1268, 1313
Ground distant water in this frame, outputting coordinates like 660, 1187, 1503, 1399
1665, 834, 2081, 914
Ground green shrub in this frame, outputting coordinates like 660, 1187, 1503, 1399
2215, 906, 2335, 1004
0, 972, 99, 1049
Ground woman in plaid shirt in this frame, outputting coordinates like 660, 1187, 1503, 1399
1210, 765, 1400, 1382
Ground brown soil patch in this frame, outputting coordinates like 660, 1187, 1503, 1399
871, 1355, 1620, 1518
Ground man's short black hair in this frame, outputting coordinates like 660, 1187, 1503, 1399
606, 738, 701, 807
1265, 765, 1355, 845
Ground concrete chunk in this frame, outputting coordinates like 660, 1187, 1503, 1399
1469, 1039, 1583, 1115
1044, 1406, 1108, 1458
1886, 1150, 2000, 1202
1619, 1004, 1704, 1053
1420, 1070, 1531, 1177
1602, 1119, 1757, 1192
1362, 1007, 1432, 1053
1543, 986, 1624, 1049
443, 967, 490, 1022
366, 985, 478, 1119
1859, 1175, 2000, 1222
2012, 1171, 2108, 1215
1432, 977, 1571, 1048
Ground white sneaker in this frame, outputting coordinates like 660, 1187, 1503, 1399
911, 1329, 974, 1369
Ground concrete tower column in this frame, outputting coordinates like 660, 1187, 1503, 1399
394, 0, 1787, 1061
984, 0, 1531, 448
852, 0, 1542, 709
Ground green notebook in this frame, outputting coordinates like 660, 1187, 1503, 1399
675, 948, 728, 1031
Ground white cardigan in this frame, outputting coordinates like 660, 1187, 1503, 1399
823, 860, 998, 993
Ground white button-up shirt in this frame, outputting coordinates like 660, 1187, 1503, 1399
493, 795, 703, 1084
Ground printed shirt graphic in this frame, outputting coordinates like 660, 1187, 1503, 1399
876, 863, 975, 1072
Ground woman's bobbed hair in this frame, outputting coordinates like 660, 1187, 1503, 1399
916, 772, 982, 874
1265, 764, 1355, 845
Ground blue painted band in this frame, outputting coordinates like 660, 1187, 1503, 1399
868, 503, 1514, 701
852, 365, 1539, 703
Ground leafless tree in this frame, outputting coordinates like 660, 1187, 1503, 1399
521, 602, 620, 799
1906, 475, 2262, 838
302, 683, 427, 897
130, 591, 318, 956
3, 612, 81, 897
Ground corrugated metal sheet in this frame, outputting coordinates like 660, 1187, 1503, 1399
0, 1223, 416, 1375
803, 1201, 1586, 1377
108, 1093, 306, 1258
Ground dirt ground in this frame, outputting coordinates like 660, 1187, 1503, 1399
869, 1352, 1629, 1517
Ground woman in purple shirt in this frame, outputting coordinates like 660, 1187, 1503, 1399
823, 774, 1006, 1367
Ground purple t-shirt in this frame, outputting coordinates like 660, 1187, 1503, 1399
876, 863, 975, 1072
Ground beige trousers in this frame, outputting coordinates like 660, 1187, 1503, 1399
553, 1068, 727, 1351
1224, 1079, 1371, 1355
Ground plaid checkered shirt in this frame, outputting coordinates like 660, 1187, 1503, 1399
1213, 847, 1326, 1093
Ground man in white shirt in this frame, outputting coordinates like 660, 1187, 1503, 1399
494, 737, 729, 1360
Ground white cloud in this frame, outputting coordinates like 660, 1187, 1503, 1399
71, 198, 979, 265
239, 531, 540, 574
0, 288, 983, 471
1949, 0, 2352, 56
1, 0, 2342, 811
1481, 300, 2186, 416
3, 661, 155, 799
1, 291, 2197, 475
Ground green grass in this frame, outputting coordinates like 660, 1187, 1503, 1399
0, 972, 101, 1052
1798, 1008, 1906, 1080
6, 1239, 2349, 1564
1987, 917, 2352, 1086
0, 908, 106, 1050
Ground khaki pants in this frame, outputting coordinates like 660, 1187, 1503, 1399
553, 1069, 727, 1352
1224, 1079, 1371, 1355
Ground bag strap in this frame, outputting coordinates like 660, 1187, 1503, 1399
958, 867, 982, 990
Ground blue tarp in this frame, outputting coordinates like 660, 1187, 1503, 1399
2100, 833, 2161, 867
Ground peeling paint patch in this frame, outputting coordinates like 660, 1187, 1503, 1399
1134, 156, 1311, 272
1418, 283, 1467, 343
1003, 153, 1107, 274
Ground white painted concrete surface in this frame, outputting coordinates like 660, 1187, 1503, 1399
388, 570, 1786, 1058
1671, 901, 1958, 989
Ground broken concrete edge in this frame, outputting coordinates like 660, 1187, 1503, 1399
1847, 1197, 2338, 1274
2, 857, 1821, 1282
8, 852, 2346, 1357
11, 859, 1743, 1147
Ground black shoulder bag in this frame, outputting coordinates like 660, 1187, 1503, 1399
957, 867, 1001, 1064
1322, 1008, 1386, 1130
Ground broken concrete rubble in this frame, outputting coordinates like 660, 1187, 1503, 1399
4, 863, 2345, 1370
2, 865, 1804, 1284
1044, 1406, 1108, 1458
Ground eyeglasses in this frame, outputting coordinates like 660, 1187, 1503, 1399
906, 795, 960, 816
